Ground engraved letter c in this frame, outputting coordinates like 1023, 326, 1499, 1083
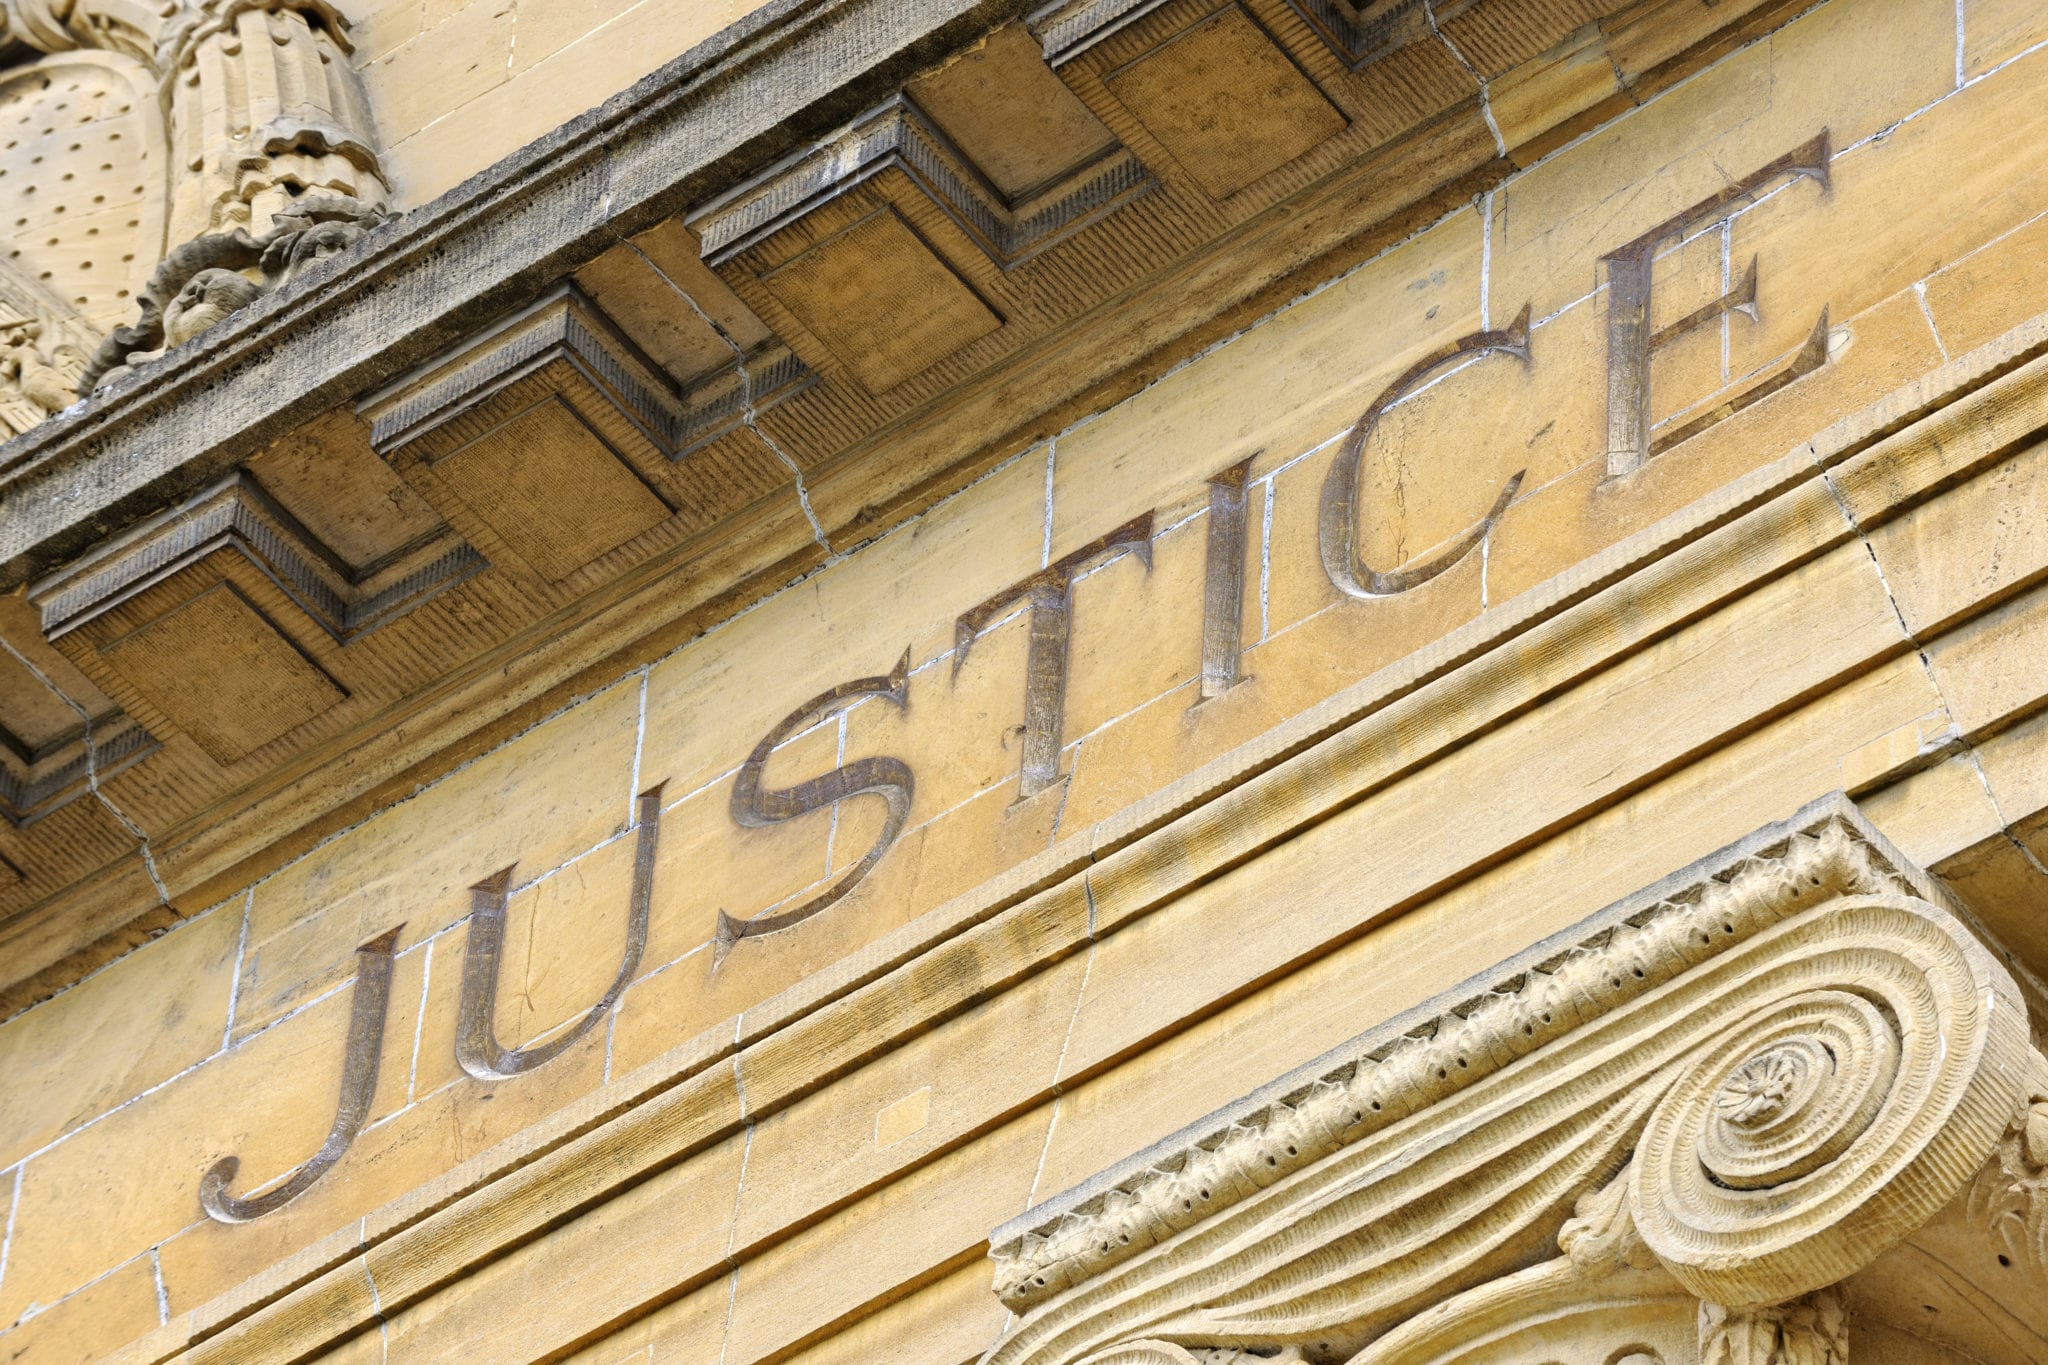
1319, 307, 1532, 599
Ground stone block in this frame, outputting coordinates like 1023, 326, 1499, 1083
1964, 0, 2048, 78
611, 776, 1075, 1083
1923, 209, 2048, 359
1488, 0, 1954, 323
1667, 286, 1943, 469
1046, 210, 1481, 561
1058, 544, 1482, 836
1931, 814, 2048, 977
1864, 430, 2048, 638
0, 982, 366, 1323
832, 774, 1069, 948
777, 1260, 1005, 1365
0, 1250, 161, 1365
1485, 289, 1940, 608
1258, 390, 1521, 641
1078, 540, 1908, 1054
432, 396, 670, 583
0, 898, 240, 1171
1839, 709, 1957, 794
366, 939, 429, 1125
1055, 529, 1191, 750
1600, 0, 1801, 87
360, 0, 514, 148
723, 1109, 1051, 1363
491, 841, 651, 1055
556, 1275, 732, 1364
642, 725, 845, 969
1487, 22, 1625, 166
728, 950, 1086, 1252
346, 0, 427, 62
509, 0, 640, 76
1974, 706, 2048, 833
1727, 43, 2048, 378
1037, 651, 1945, 1196
1857, 752, 2006, 875
908, 23, 1119, 202
640, 443, 1047, 804
160, 1019, 610, 1319
380, 1132, 747, 1363
841, 615, 1031, 828
1923, 578, 2048, 736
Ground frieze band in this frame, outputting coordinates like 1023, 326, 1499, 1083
196, 131, 1838, 1225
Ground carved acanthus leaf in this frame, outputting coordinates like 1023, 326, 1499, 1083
1698, 1289, 1848, 1365
1559, 1165, 1656, 1277
1965, 1085, 2048, 1273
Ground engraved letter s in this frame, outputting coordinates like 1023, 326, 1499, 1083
714, 650, 914, 965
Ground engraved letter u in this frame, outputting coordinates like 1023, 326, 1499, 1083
454, 785, 663, 1080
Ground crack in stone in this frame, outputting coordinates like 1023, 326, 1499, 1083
609, 230, 838, 562
1817, 450, 2048, 903
1426, 0, 1506, 159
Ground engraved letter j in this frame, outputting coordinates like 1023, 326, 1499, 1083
199, 925, 403, 1223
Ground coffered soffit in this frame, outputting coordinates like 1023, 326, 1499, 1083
0, 0, 1795, 583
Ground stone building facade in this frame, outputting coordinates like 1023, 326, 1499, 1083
0, 0, 2046, 1361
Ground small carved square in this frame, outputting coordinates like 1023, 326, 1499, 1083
761, 206, 1002, 394
100, 583, 345, 766
1105, 4, 1346, 199
431, 394, 672, 583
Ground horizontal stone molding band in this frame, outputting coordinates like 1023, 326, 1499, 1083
985, 813, 1915, 1309
106, 302, 2048, 1365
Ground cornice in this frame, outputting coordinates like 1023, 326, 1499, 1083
0, 0, 1844, 1000
0, 0, 1034, 588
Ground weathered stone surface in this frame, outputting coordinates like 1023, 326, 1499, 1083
233, 676, 641, 1041
9, 2, 2048, 1362
0, 899, 241, 1172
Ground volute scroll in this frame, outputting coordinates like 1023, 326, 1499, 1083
1626, 894, 2033, 1309
979, 802, 2037, 1365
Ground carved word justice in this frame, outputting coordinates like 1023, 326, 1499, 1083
200, 134, 1834, 1223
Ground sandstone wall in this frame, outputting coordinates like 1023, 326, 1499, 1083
4, 0, 2048, 1359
